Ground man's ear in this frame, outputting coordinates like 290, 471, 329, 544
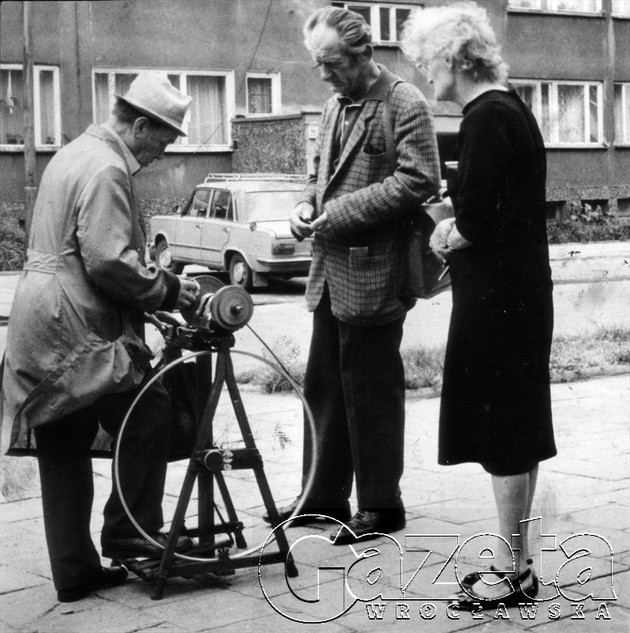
132, 117, 151, 139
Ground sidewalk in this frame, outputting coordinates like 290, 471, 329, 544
1, 374, 629, 633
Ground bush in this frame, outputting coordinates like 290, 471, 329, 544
2, 198, 629, 272
548, 202, 630, 244
0, 203, 26, 271
0, 198, 187, 271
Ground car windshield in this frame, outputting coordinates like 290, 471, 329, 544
243, 190, 302, 222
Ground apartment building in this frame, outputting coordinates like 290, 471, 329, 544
1, 0, 628, 217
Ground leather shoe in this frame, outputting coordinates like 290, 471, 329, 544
102, 533, 194, 560
57, 565, 128, 603
330, 504, 406, 546
263, 497, 351, 526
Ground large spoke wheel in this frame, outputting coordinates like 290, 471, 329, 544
228, 253, 253, 291
113, 349, 317, 564
155, 240, 184, 275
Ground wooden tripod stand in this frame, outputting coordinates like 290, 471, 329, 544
120, 333, 298, 600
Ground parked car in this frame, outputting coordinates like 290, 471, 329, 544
148, 173, 313, 290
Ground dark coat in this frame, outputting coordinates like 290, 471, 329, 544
439, 90, 556, 466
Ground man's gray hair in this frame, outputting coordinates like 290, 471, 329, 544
303, 6, 372, 57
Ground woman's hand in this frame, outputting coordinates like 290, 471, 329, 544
447, 224, 472, 251
430, 218, 456, 262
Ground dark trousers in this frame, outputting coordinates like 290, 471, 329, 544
302, 289, 406, 510
34, 374, 170, 591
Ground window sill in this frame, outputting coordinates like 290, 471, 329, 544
545, 142, 608, 149
241, 112, 284, 118
613, 143, 630, 148
0, 145, 59, 153
165, 145, 233, 153
373, 41, 401, 48
507, 9, 605, 18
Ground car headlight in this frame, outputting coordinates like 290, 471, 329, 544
271, 243, 295, 255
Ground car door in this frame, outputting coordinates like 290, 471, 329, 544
200, 189, 234, 268
174, 187, 210, 263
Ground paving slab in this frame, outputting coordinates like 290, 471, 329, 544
0, 356, 628, 632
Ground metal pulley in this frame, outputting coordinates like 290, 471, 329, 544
180, 275, 254, 332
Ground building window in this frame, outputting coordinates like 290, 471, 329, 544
612, 0, 630, 16
93, 69, 235, 150
0, 64, 61, 149
508, 0, 602, 13
614, 83, 630, 144
246, 73, 281, 115
331, 2, 415, 44
512, 80, 604, 145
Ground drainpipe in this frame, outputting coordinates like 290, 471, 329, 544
604, 0, 616, 216
22, 1, 37, 240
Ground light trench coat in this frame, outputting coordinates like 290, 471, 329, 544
1, 123, 180, 453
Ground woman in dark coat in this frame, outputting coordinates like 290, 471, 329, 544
402, 1, 556, 607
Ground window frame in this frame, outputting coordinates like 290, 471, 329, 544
507, 0, 604, 16
245, 72, 281, 116
614, 83, 630, 146
0, 63, 61, 152
512, 79, 605, 147
209, 189, 234, 221
92, 68, 235, 152
332, 2, 418, 45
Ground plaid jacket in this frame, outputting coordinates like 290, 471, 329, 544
301, 65, 441, 325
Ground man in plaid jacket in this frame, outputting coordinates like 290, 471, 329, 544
284, 6, 440, 544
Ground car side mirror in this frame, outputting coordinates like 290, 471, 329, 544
172, 204, 182, 215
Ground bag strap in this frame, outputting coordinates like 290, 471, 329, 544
382, 79, 404, 173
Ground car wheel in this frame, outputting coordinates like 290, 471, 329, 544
229, 253, 253, 291
155, 240, 184, 274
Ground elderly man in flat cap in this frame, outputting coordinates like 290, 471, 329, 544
2, 72, 200, 602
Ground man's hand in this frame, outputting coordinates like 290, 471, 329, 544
290, 202, 315, 239
310, 211, 329, 234
176, 278, 200, 311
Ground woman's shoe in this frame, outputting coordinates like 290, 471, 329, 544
454, 564, 538, 610
459, 558, 534, 588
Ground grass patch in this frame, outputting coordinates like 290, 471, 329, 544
550, 326, 630, 382
237, 327, 630, 395
401, 346, 445, 392
236, 335, 305, 393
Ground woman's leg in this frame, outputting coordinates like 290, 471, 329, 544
492, 466, 538, 571
460, 465, 539, 601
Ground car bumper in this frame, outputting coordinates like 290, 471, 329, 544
253, 256, 312, 275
